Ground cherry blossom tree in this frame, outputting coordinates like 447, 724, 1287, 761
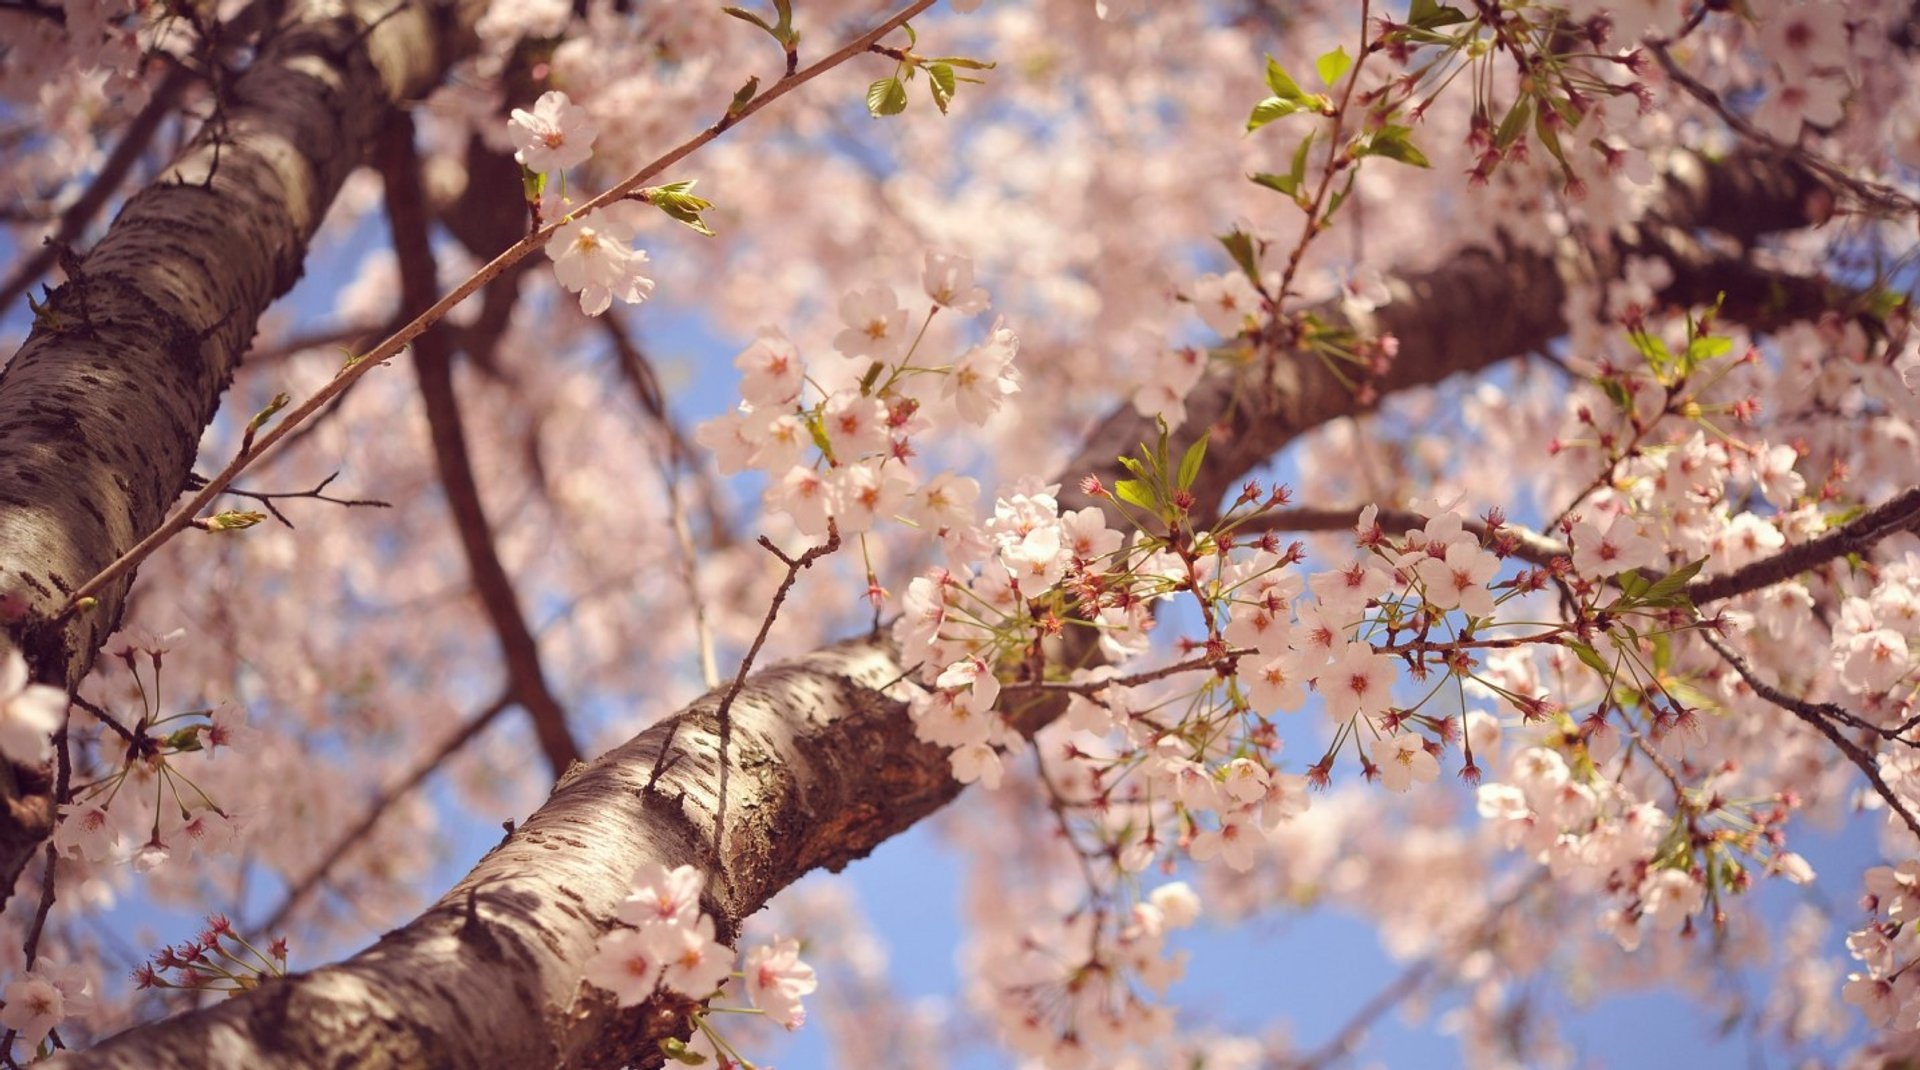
0, 0, 1916, 1067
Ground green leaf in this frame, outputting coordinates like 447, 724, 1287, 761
721, 5, 775, 34
1177, 434, 1209, 491
1494, 97, 1532, 152
1639, 557, 1707, 609
1218, 228, 1261, 283
1315, 46, 1352, 87
1247, 96, 1301, 131
727, 75, 759, 119
1114, 478, 1158, 511
1568, 639, 1612, 678
1250, 171, 1300, 196
1264, 55, 1306, 101
1615, 569, 1653, 602
927, 55, 997, 70
1408, 0, 1470, 28
1363, 125, 1430, 168
660, 1035, 709, 1064
199, 510, 266, 532
1324, 170, 1357, 220
1532, 105, 1569, 167
1683, 332, 1733, 372
1290, 128, 1314, 185
928, 62, 956, 114
1628, 325, 1671, 371
1597, 376, 1632, 412
643, 180, 717, 237
806, 414, 834, 461
866, 77, 908, 117
1649, 628, 1673, 674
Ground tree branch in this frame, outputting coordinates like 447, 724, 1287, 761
1690, 485, 1920, 604
378, 111, 583, 778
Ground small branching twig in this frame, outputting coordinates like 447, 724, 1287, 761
694, 524, 840, 847
1701, 630, 1920, 840
189, 470, 390, 529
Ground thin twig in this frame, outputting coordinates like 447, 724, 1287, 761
192, 470, 390, 529
1701, 630, 1920, 840
54, 0, 937, 619
700, 524, 841, 846
68, 693, 137, 746
1236, 505, 1570, 568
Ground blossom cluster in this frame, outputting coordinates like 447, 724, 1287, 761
977, 882, 1201, 1068
506, 90, 655, 317
696, 253, 1016, 542
1845, 861, 1920, 1031
51, 634, 252, 876
0, 962, 93, 1056
579, 862, 817, 1036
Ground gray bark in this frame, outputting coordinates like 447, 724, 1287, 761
50, 152, 1833, 1068
0, 0, 484, 908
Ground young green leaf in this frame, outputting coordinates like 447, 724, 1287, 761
1218, 228, 1262, 283
1363, 126, 1430, 168
1638, 557, 1707, 609
1177, 434, 1210, 491
867, 77, 909, 117
1114, 478, 1158, 511
928, 62, 957, 114
1264, 55, 1307, 101
727, 76, 759, 120
1315, 45, 1352, 86
1408, 0, 1470, 28
1247, 96, 1302, 131
1568, 639, 1613, 678
1251, 171, 1301, 196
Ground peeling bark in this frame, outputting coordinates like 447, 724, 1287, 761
52, 154, 1834, 1068
0, 0, 484, 909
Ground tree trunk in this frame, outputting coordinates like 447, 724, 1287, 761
0, 0, 484, 910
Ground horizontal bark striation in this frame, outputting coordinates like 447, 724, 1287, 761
53, 155, 1840, 1068
0, 0, 483, 909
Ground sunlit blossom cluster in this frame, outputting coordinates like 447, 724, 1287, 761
579, 861, 817, 1055
697, 252, 1018, 543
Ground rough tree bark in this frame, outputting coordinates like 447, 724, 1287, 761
0, 0, 486, 910
45, 152, 1833, 1067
